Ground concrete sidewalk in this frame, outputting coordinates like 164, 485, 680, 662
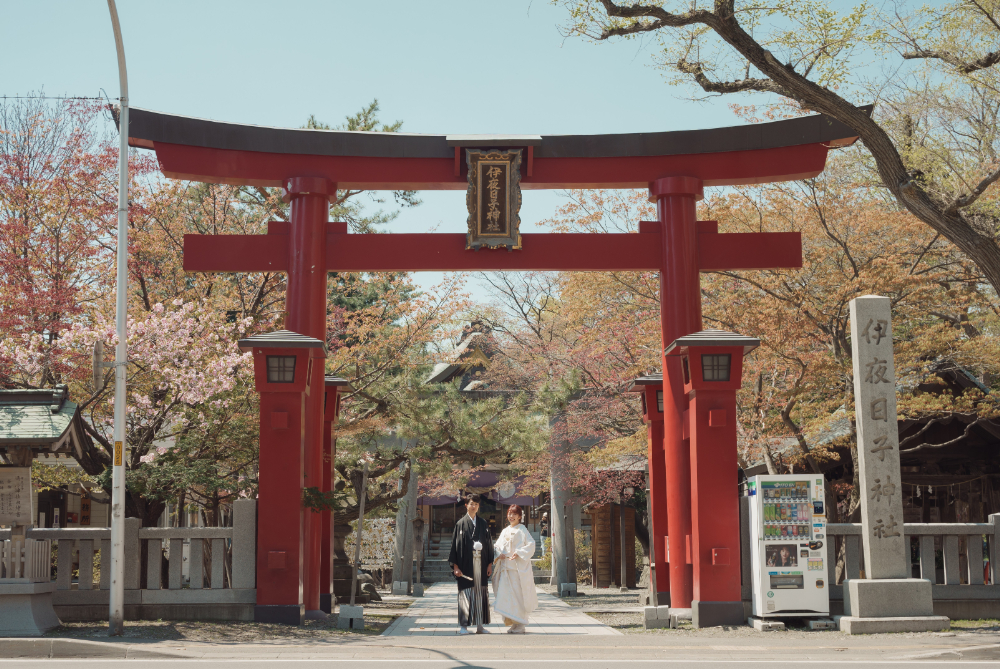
383, 582, 619, 636
2, 633, 1000, 662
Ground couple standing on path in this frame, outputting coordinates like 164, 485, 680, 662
448, 493, 538, 635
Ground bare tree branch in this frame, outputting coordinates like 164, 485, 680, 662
596, 0, 711, 38
903, 48, 1000, 74
677, 58, 788, 96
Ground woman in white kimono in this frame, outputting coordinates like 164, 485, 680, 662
491, 504, 537, 634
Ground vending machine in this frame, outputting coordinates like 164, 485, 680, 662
748, 474, 829, 617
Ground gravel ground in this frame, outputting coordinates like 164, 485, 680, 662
536, 584, 642, 609
44, 614, 398, 641
366, 600, 413, 610
588, 612, 1000, 638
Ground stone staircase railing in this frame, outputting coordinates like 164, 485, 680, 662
0, 499, 256, 621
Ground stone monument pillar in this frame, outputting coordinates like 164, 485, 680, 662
839, 296, 949, 634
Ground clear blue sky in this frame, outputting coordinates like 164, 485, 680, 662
3, 0, 742, 298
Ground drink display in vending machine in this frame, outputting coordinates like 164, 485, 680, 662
748, 475, 829, 618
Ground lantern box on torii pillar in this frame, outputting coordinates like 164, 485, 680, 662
126, 105, 863, 625
238, 330, 327, 625
665, 329, 760, 627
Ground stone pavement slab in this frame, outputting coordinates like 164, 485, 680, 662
383, 582, 619, 636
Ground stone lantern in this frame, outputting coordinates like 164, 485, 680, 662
665, 329, 759, 627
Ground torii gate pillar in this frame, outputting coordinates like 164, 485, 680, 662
284, 177, 337, 619
653, 176, 703, 613
320, 376, 349, 613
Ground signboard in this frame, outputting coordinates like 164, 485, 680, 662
0, 467, 33, 526
466, 148, 522, 250
80, 493, 92, 526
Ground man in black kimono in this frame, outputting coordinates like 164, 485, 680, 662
448, 494, 494, 634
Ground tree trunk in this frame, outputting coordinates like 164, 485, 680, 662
392, 463, 417, 588
549, 433, 574, 587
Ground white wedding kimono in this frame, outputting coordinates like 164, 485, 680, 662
491, 524, 538, 625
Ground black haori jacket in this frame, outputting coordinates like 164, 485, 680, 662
448, 514, 495, 591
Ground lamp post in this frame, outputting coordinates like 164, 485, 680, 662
105, 0, 129, 637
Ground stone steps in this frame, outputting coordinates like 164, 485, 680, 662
413, 557, 552, 585
424, 535, 546, 559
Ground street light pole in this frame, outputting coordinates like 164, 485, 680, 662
106, 0, 129, 637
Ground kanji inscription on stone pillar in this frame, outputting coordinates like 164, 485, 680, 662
849, 295, 908, 579
0, 467, 33, 526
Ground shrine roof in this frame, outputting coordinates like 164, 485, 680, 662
0, 387, 84, 453
626, 373, 662, 391
324, 375, 351, 387
127, 107, 865, 160
665, 329, 761, 355
237, 330, 328, 353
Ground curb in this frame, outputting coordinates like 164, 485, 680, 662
0, 638, 185, 659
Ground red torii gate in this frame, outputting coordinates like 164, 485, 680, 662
127, 108, 859, 625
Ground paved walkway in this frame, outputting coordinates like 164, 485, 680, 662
383, 582, 619, 636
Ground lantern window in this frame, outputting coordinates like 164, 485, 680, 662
266, 356, 296, 383
701, 353, 731, 382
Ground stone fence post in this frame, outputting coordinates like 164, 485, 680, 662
231, 499, 257, 589
990, 513, 1000, 586
124, 517, 141, 590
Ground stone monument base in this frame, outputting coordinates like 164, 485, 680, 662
844, 578, 935, 617
839, 578, 948, 635
837, 615, 950, 634
0, 581, 61, 636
